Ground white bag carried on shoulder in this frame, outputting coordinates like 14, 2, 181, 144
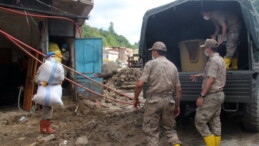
32, 85, 63, 106
37, 60, 64, 84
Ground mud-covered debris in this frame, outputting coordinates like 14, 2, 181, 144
105, 68, 142, 90
75, 136, 88, 145
99, 68, 142, 105
97, 61, 118, 79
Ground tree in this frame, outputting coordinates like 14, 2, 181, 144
108, 22, 115, 34
252, 0, 259, 13
132, 42, 139, 50
82, 23, 138, 49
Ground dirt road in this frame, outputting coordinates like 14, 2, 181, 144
1, 96, 259, 146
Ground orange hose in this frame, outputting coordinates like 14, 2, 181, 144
0, 30, 138, 102
3, 32, 133, 105
0, 6, 82, 37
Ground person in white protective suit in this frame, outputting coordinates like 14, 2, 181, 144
34, 52, 64, 134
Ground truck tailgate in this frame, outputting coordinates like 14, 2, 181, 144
180, 71, 253, 103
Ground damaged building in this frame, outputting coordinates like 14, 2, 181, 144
0, 0, 102, 111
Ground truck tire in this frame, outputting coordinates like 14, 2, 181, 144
243, 78, 259, 132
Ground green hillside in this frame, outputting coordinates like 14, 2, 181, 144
82, 22, 139, 49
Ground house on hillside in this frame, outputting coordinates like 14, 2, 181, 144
117, 47, 133, 62
0, 0, 97, 111
103, 47, 133, 67
103, 48, 119, 62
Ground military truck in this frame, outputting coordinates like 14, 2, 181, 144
139, 0, 259, 132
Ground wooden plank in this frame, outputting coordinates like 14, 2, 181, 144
23, 53, 39, 111
23, 57, 32, 111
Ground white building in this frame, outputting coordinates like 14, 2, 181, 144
103, 49, 119, 62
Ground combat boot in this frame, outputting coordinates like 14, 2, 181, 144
45, 120, 56, 134
215, 135, 221, 146
224, 57, 232, 70
231, 58, 238, 70
40, 120, 47, 133
203, 135, 215, 146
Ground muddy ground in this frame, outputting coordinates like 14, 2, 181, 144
1, 93, 259, 146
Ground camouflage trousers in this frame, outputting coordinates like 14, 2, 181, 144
42, 106, 53, 120
143, 95, 181, 146
195, 91, 225, 137
226, 32, 239, 58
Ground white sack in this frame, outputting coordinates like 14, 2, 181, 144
37, 60, 64, 84
33, 85, 63, 106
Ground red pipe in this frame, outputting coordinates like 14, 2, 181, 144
0, 30, 138, 102
94, 100, 109, 108
0, 6, 82, 37
5, 34, 133, 105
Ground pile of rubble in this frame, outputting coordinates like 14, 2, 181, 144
102, 68, 142, 105
101, 61, 118, 79
105, 68, 142, 90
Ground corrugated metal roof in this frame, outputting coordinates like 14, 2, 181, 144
0, 0, 93, 25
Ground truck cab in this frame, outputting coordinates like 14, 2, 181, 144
139, 0, 259, 131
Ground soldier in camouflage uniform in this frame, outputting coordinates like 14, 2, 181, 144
134, 41, 182, 146
201, 9, 241, 70
190, 39, 226, 146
